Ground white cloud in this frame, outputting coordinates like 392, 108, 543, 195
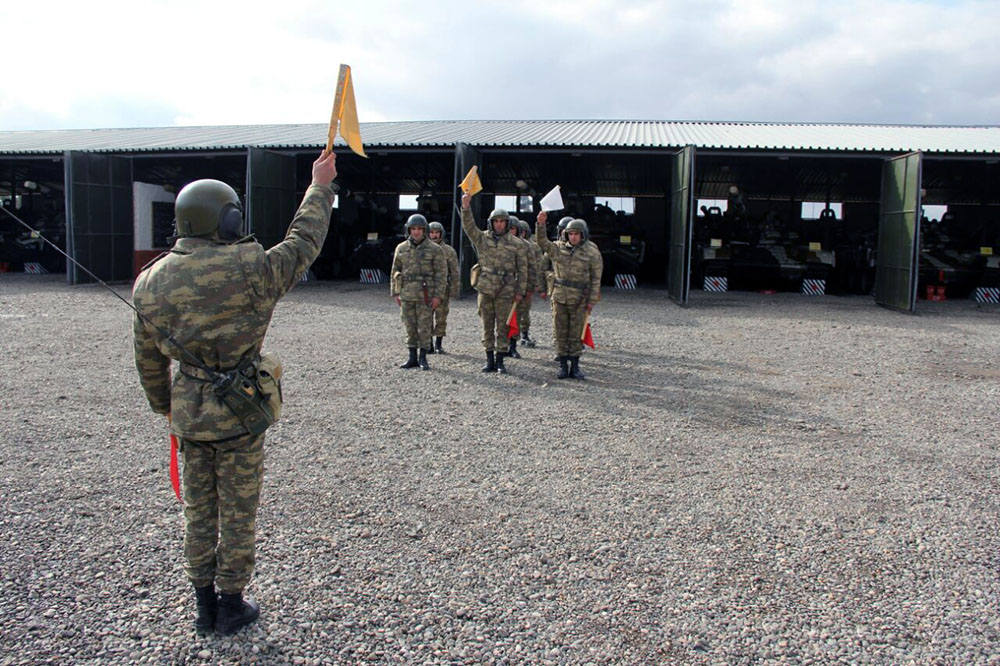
1, 0, 998, 130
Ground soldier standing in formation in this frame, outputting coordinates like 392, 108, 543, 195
505, 216, 532, 358
510, 218, 544, 350
427, 221, 460, 354
132, 151, 338, 635
391, 214, 447, 370
535, 213, 603, 380
460, 194, 527, 374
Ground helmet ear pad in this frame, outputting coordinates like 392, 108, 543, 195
218, 204, 244, 241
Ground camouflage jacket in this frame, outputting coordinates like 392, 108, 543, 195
390, 237, 447, 302
524, 234, 547, 293
433, 238, 461, 300
132, 183, 336, 442
512, 236, 536, 298
536, 231, 603, 306
461, 208, 527, 298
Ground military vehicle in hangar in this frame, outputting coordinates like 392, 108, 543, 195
692, 189, 850, 293
918, 210, 1000, 299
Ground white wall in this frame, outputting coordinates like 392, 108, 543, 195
133, 182, 175, 250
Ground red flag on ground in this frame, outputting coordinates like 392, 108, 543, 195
169, 434, 182, 502
581, 312, 595, 349
506, 302, 520, 339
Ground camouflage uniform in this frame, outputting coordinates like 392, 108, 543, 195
461, 207, 527, 355
518, 227, 546, 343
390, 237, 446, 349
431, 238, 460, 338
536, 228, 602, 358
132, 183, 335, 595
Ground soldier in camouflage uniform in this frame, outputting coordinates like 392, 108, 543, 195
535, 213, 603, 380
460, 193, 527, 374
391, 214, 446, 370
517, 219, 546, 348
427, 221, 460, 354
504, 216, 531, 359
132, 151, 338, 635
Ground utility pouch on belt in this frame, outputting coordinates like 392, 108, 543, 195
212, 354, 283, 435
470, 263, 481, 288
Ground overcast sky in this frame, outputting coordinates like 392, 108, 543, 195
1, 0, 997, 131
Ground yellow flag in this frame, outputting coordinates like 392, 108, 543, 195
326, 64, 367, 158
459, 165, 483, 196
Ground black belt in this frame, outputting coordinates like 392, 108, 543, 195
180, 358, 254, 382
554, 277, 588, 290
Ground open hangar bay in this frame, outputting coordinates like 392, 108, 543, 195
1, 120, 999, 313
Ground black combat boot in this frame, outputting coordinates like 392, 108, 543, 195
523, 329, 536, 348
495, 352, 508, 374
556, 356, 570, 379
569, 356, 586, 380
434, 336, 445, 354
214, 592, 260, 636
507, 341, 521, 359
425, 344, 434, 355
481, 351, 496, 373
400, 348, 419, 369
194, 585, 218, 635
418, 348, 430, 371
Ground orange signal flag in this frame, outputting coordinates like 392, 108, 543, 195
325, 64, 367, 158
581, 312, 595, 348
506, 301, 520, 339
459, 165, 483, 196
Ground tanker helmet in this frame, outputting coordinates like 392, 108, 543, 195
405, 213, 428, 232
175, 179, 243, 241
566, 219, 589, 240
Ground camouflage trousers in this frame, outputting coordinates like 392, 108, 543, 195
400, 299, 433, 349
515, 296, 532, 338
477, 292, 514, 353
431, 298, 451, 337
181, 433, 264, 594
552, 301, 586, 356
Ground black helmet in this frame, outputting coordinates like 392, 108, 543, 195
175, 179, 243, 240
405, 214, 428, 233
428, 221, 445, 236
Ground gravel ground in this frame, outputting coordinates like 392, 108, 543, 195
1, 274, 998, 666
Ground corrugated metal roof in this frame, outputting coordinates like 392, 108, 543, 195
1, 120, 999, 155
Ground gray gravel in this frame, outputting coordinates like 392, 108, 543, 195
1, 274, 998, 665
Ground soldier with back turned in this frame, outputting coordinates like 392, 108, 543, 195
132, 152, 338, 635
